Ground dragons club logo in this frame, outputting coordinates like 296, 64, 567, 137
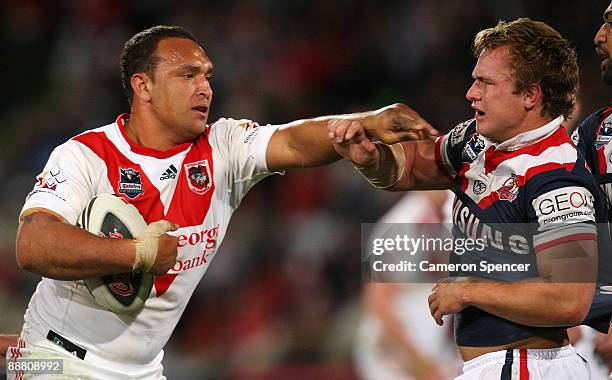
185, 160, 213, 195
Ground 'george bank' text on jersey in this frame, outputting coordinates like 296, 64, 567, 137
435, 116, 607, 347
20, 115, 279, 368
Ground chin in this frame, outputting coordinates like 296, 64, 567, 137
475, 122, 501, 141
193, 121, 208, 135
475, 121, 488, 136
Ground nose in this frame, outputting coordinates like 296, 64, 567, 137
197, 76, 213, 98
595, 23, 609, 46
466, 81, 480, 102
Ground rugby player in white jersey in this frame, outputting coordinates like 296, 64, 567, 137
330, 18, 607, 379
354, 190, 461, 380
8, 26, 434, 379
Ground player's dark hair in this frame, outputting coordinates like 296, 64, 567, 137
121, 25, 199, 106
473, 18, 579, 120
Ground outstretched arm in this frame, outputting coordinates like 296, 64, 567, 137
266, 103, 438, 171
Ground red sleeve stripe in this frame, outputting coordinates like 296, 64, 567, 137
534, 233, 597, 253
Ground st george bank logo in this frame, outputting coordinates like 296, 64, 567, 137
177, 225, 219, 248
167, 225, 220, 274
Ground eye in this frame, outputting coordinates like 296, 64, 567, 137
182, 73, 194, 79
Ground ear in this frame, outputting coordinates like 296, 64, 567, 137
130, 73, 153, 103
522, 83, 542, 111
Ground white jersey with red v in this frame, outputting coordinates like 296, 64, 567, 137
20, 114, 279, 366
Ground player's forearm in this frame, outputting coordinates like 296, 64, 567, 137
280, 118, 341, 168
16, 212, 136, 280
269, 110, 385, 170
465, 280, 594, 327
366, 140, 451, 191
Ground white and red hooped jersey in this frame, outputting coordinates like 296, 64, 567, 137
435, 116, 608, 347
19, 114, 279, 367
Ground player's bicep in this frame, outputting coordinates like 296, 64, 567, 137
536, 239, 598, 283
391, 140, 453, 190
16, 210, 66, 270
530, 184, 598, 282
266, 126, 301, 171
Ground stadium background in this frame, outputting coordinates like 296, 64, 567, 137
0, 0, 609, 378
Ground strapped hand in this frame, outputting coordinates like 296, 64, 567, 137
133, 220, 179, 274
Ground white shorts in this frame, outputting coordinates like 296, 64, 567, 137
6, 338, 165, 379
455, 345, 589, 380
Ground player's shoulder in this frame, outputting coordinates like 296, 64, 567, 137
208, 118, 259, 132
517, 127, 594, 190
206, 117, 265, 147
50, 123, 113, 157
525, 157, 597, 200
574, 106, 612, 142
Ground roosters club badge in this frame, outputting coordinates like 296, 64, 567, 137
185, 160, 213, 195
496, 174, 519, 202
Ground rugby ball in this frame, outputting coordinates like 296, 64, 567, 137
77, 194, 153, 314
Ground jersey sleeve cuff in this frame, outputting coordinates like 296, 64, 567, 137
533, 223, 597, 253
435, 135, 455, 181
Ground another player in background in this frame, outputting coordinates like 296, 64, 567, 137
569, 1, 612, 375
354, 190, 461, 380
8, 26, 432, 379
330, 18, 608, 379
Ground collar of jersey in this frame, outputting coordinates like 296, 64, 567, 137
482, 115, 564, 152
115, 114, 193, 159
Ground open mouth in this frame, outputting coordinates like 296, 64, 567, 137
192, 106, 209, 115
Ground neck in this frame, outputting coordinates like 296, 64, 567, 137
497, 110, 553, 143
124, 111, 183, 151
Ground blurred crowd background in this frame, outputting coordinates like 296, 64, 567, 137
1, 0, 610, 379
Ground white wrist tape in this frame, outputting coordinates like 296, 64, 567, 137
353, 142, 406, 189
133, 220, 175, 272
